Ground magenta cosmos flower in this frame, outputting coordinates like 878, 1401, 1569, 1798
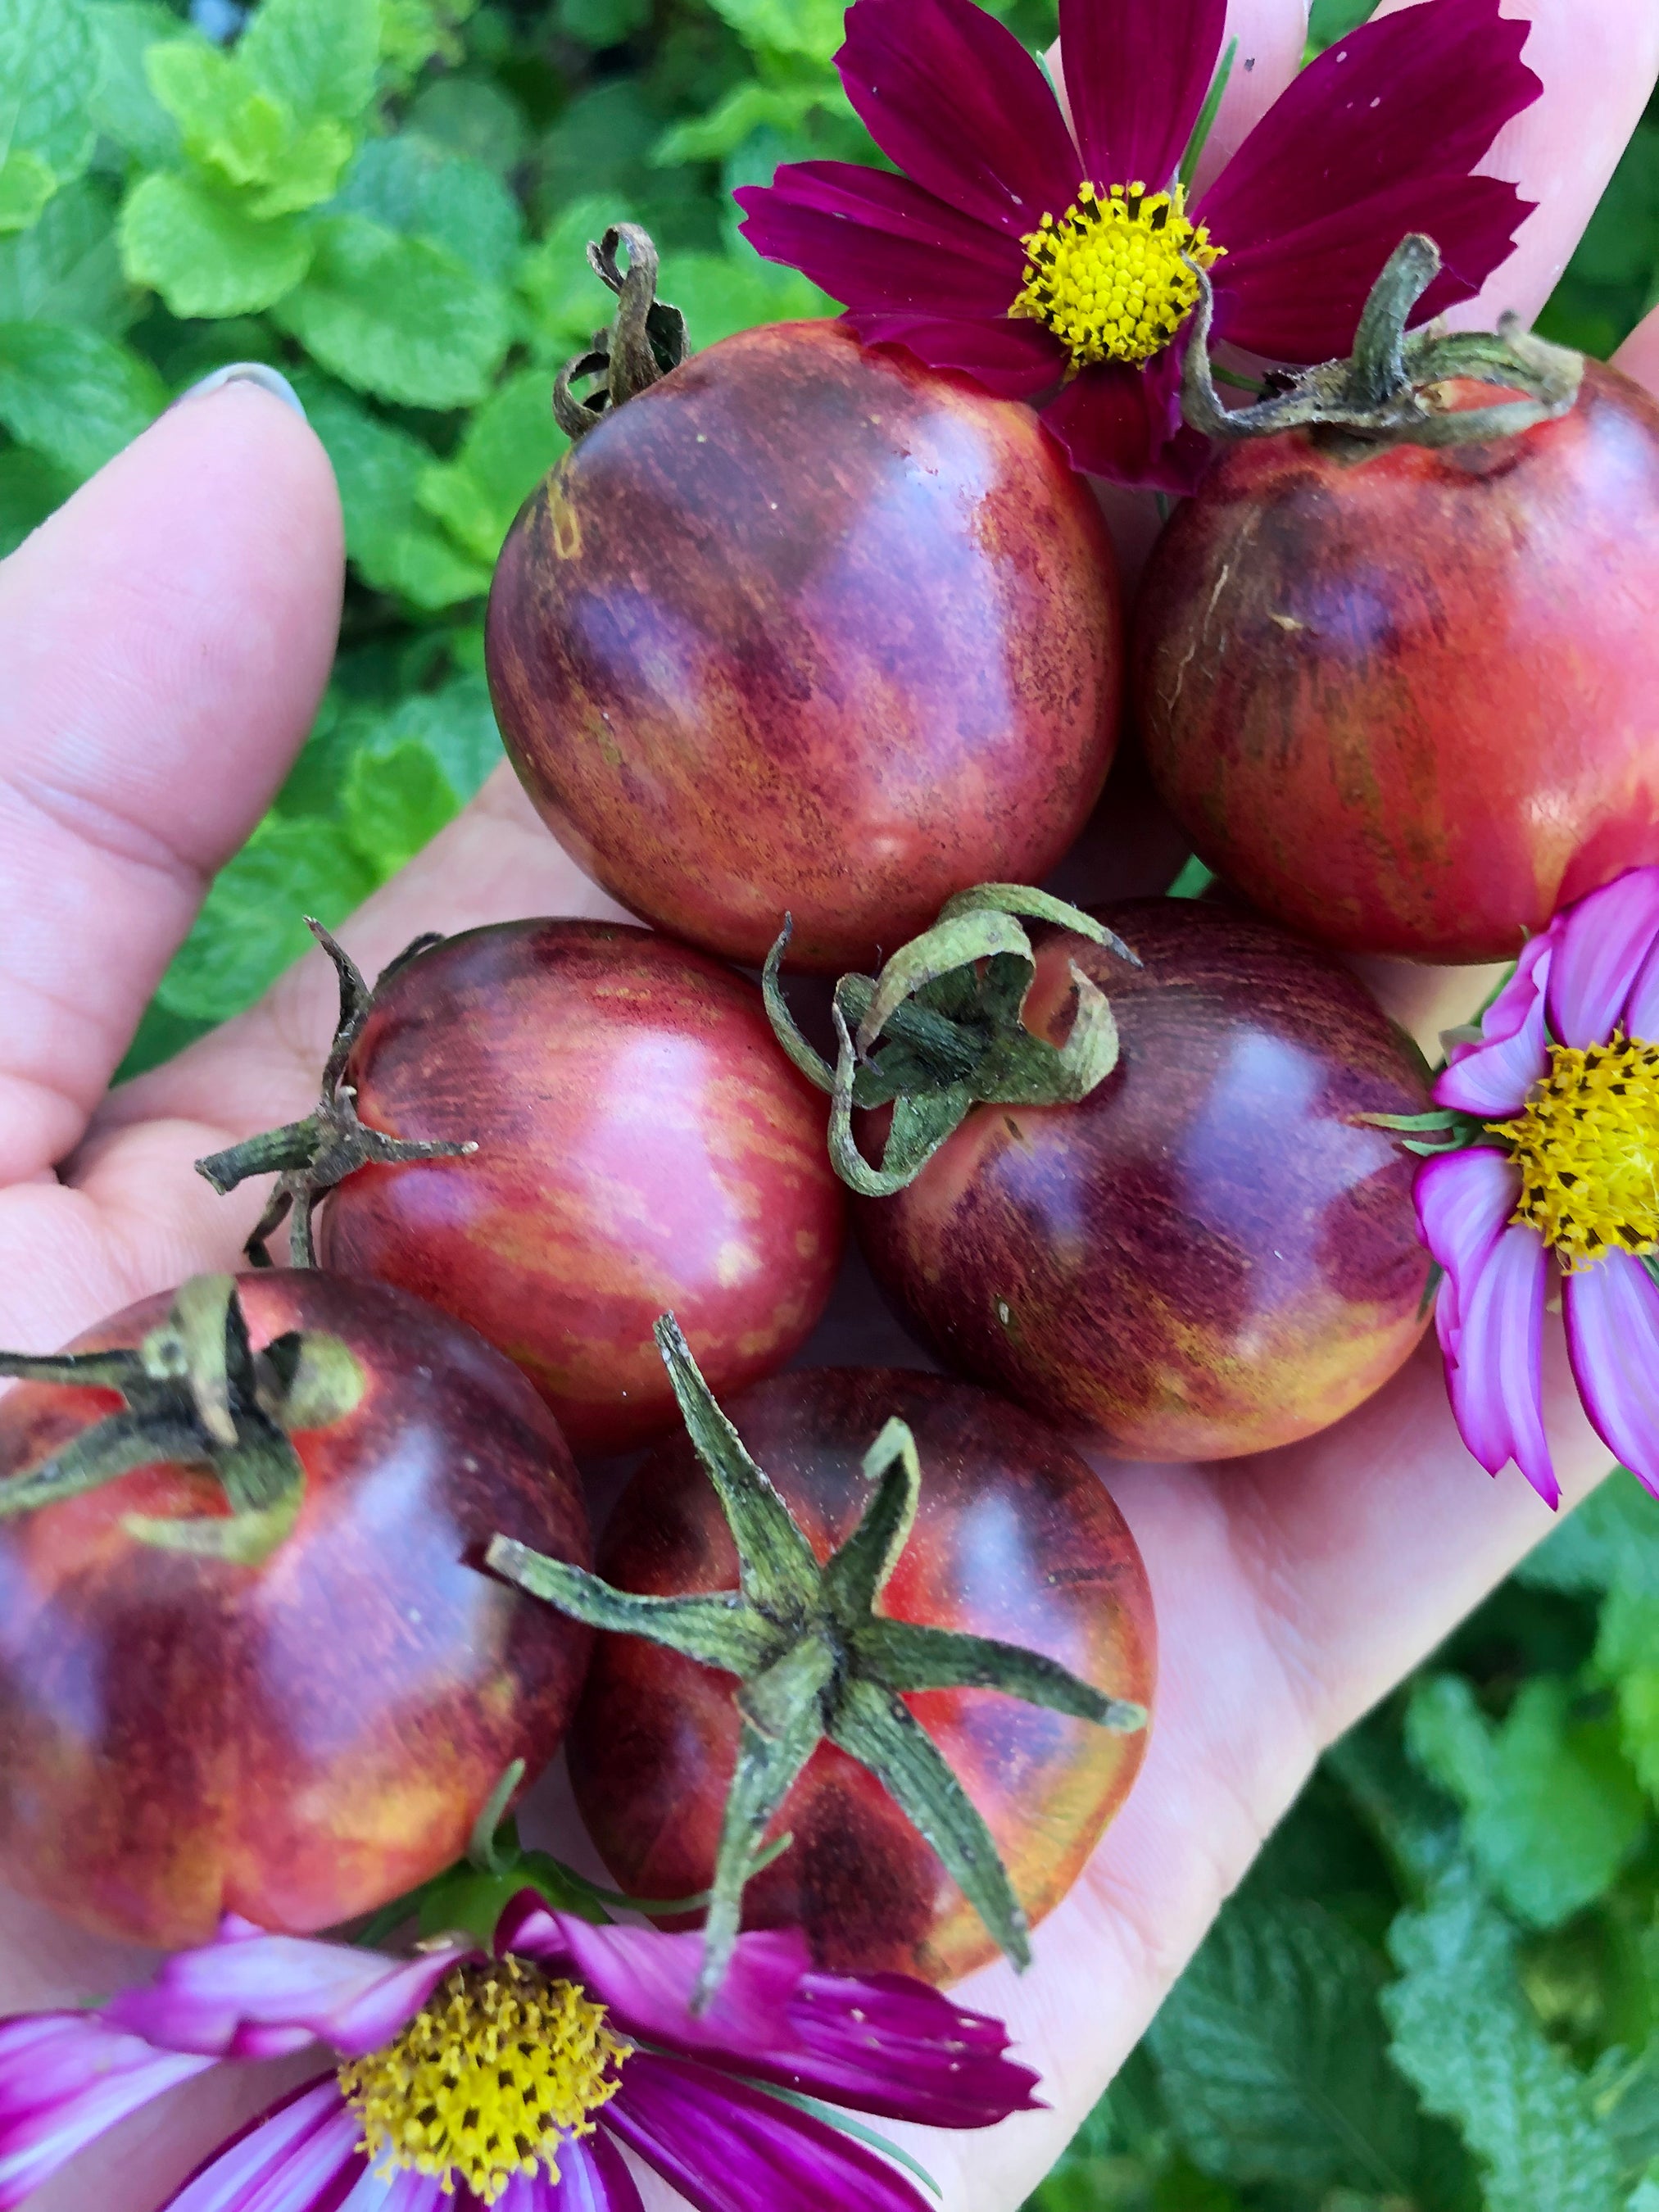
1416, 868, 1659, 1511
737, 0, 1539, 488
0, 1893, 1039, 2210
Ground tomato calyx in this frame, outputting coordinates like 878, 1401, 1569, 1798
0, 1274, 365, 1563
552, 222, 691, 443
1181, 232, 1584, 453
195, 922, 478, 1267
487, 1313, 1147, 2006
765, 883, 1140, 1197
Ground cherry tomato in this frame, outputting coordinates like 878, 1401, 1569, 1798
0, 1271, 591, 1949
316, 921, 846, 1454
487, 320, 1122, 972
1134, 362, 1659, 961
568, 1366, 1154, 1985
858, 900, 1434, 1460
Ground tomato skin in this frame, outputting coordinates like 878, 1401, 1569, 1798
568, 1367, 1154, 1986
1134, 362, 1659, 961
487, 320, 1122, 973
0, 1272, 591, 1950
320, 920, 846, 1455
858, 900, 1433, 1462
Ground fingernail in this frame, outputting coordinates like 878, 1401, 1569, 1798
171, 362, 307, 420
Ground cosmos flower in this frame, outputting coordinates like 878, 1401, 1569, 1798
1415, 868, 1659, 1510
0, 1893, 1039, 2210
737, 0, 1540, 488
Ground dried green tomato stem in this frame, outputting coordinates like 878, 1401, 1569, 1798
553, 222, 691, 442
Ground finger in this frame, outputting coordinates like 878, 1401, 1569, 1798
0, 382, 343, 1187
1613, 298, 1659, 394
1370, 0, 1659, 330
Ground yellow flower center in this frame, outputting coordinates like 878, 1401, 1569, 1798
1489, 1032, 1659, 1271
338, 1956, 631, 2205
1010, 180, 1225, 370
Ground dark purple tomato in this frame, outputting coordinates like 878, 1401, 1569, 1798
1134, 362, 1659, 961
486, 320, 1123, 972
569, 1367, 1154, 1985
859, 900, 1434, 1461
319, 921, 846, 1455
0, 1272, 591, 1948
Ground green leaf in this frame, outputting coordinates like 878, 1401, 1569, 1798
119, 170, 313, 317
517, 192, 636, 364
295, 374, 491, 608
0, 442, 71, 556
555, 0, 651, 50
701, 0, 849, 63
0, 0, 97, 206
272, 213, 510, 410
378, 0, 479, 90
156, 815, 376, 1025
87, 1, 185, 166
236, 0, 379, 126
145, 41, 353, 217
0, 180, 130, 337
667, 248, 833, 347
0, 320, 163, 478
402, 74, 528, 178
340, 737, 460, 876
655, 82, 832, 167
1518, 1471, 1658, 1598
1595, 1583, 1659, 1806
330, 134, 521, 286
1407, 1674, 1645, 1929
1384, 1861, 1626, 2212
1146, 1895, 1423, 2196
415, 367, 562, 564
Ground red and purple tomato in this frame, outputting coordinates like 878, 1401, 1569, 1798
487, 320, 1123, 972
569, 1367, 1154, 1985
316, 920, 846, 1454
859, 900, 1435, 1462
0, 1272, 591, 1949
1134, 362, 1659, 961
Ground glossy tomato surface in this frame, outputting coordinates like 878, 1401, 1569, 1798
0, 1272, 591, 1948
320, 920, 845, 1454
487, 320, 1122, 972
569, 1367, 1154, 1985
1135, 362, 1659, 960
859, 900, 1434, 1461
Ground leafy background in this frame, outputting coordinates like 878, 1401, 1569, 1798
1, 0, 1657, 2204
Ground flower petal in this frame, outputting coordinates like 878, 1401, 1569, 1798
735, 162, 1027, 318
108, 1920, 474, 2063
1437, 938, 1552, 1118
1417, 1149, 1555, 1505
777, 1973, 1042, 2127
605, 2055, 928, 2212
1546, 866, 1659, 1049
1058, 0, 1226, 193
1039, 352, 1210, 492
540, 2133, 644, 2212
1565, 1255, 1659, 1496
161, 2075, 368, 2212
0, 2013, 211, 2210
847, 310, 1063, 401
834, 0, 1079, 237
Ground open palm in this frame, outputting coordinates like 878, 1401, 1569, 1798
3, 2, 1658, 2205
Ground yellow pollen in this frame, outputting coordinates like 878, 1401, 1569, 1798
1489, 1031, 1659, 1272
338, 1957, 631, 2205
1010, 179, 1225, 370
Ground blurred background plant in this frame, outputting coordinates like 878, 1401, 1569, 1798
1, 0, 1657, 2203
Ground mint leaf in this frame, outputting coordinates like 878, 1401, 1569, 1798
330, 134, 521, 286
655, 84, 834, 167
156, 815, 376, 1025
669, 248, 833, 347
0, 0, 97, 217
1407, 1674, 1645, 1929
403, 74, 528, 176
1145, 1894, 1422, 2196
341, 737, 460, 876
297, 374, 491, 608
120, 169, 313, 317
700, 0, 848, 63
369, 671, 501, 802
1596, 1584, 1659, 1803
87, 1, 185, 166
0, 321, 163, 478
0, 442, 71, 556
236, 0, 379, 127
1519, 1471, 1656, 1598
145, 40, 354, 218
273, 213, 510, 410
556, 0, 651, 51
518, 193, 635, 363
379, 0, 480, 92
1384, 1861, 1625, 2212
416, 367, 562, 564
0, 180, 130, 337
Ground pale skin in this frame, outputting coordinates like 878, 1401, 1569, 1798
2, 2, 1657, 2204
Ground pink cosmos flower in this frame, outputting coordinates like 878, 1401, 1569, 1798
0, 1892, 1039, 2210
1416, 867, 1659, 1511
736, 0, 1540, 489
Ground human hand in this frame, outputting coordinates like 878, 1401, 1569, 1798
2, 2, 1657, 2205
